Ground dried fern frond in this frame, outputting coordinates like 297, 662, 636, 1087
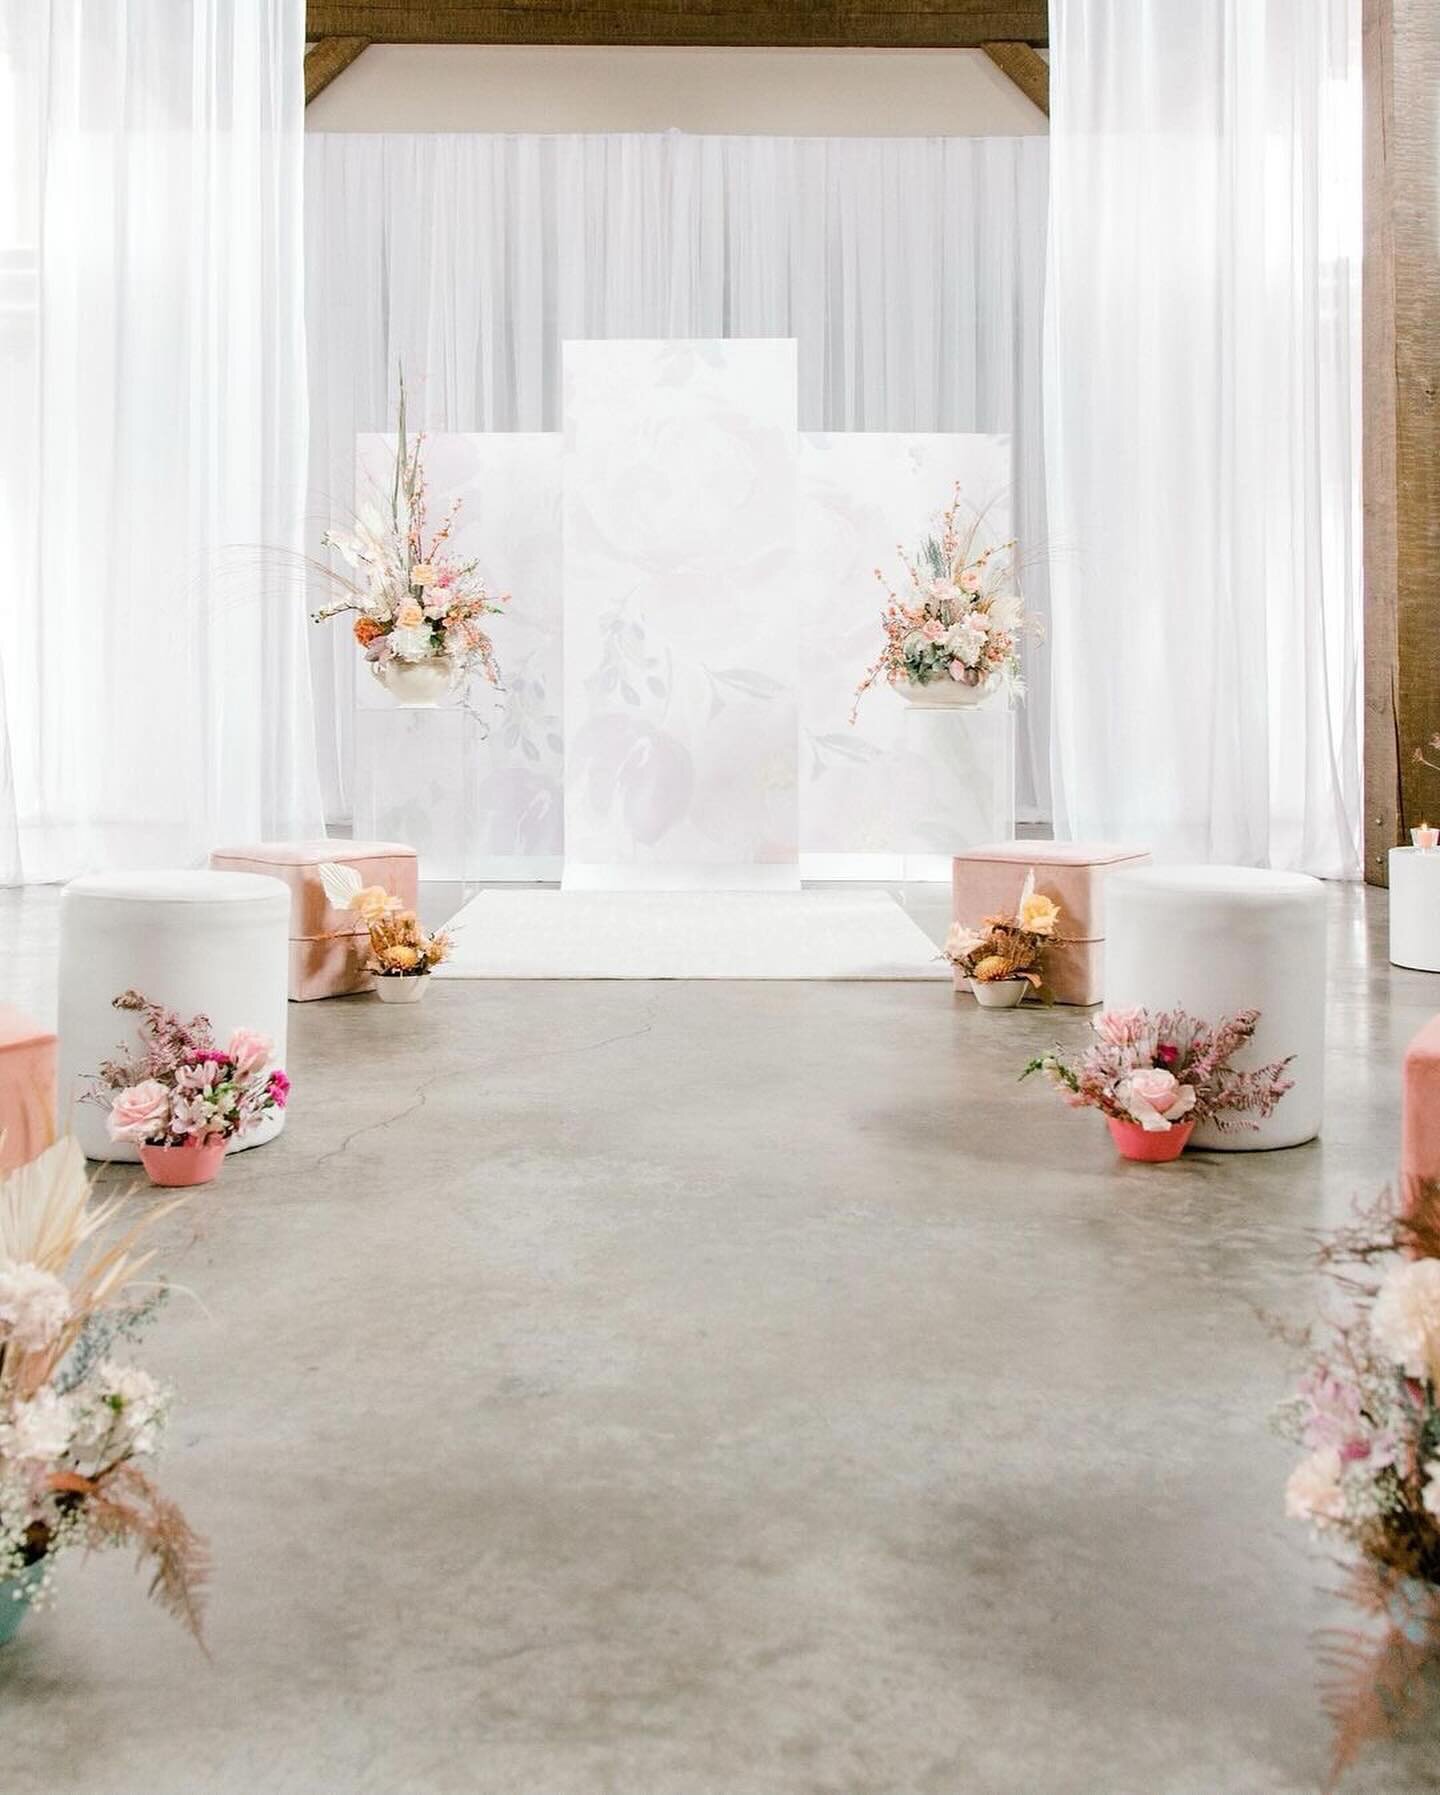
85, 1464, 210, 1649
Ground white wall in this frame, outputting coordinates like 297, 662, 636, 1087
305, 44, 1047, 135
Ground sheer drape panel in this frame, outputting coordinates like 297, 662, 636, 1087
1044, 0, 1362, 875
304, 132, 1051, 825
0, 0, 322, 883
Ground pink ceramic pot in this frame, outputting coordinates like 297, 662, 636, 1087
138, 1138, 228, 1188
1106, 1117, 1195, 1163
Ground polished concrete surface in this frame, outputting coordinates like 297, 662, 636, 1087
2, 880, 1439, 1794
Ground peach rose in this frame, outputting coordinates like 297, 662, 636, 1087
224, 1028, 272, 1076
409, 563, 436, 588
107, 1080, 172, 1144
396, 602, 425, 630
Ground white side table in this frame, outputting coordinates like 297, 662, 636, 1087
1389, 847, 1440, 972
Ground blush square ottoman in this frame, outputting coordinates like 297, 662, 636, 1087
0, 1005, 57, 1172
1403, 1016, 1440, 1200
952, 841, 1152, 1005
209, 842, 419, 1001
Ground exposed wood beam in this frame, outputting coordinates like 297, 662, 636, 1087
980, 40, 1047, 115
306, 35, 370, 102
306, 3, 1049, 49
1363, 0, 1440, 882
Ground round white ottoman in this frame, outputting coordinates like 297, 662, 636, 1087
1388, 847, 1440, 973
1103, 865, 1326, 1150
58, 870, 291, 1163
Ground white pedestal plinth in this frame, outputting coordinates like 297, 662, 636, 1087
1390, 847, 1440, 972
893, 701, 1015, 882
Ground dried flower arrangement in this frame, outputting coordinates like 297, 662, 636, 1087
317, 863, 452, 980
311, 372, 509, 698
1022, 1007, 1293, 1144
1275, 1185, 1440, 1788
0, 1138, 207, 1644
89, 992, 289, 1151
944, 872, 1061, 996
852, 483, 1031, 717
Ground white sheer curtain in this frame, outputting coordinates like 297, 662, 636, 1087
0, 0, 322, 884
1045, 0, 1362, 875
305, 132, 1051, 827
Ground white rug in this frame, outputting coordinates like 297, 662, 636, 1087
434, 890, 949, 980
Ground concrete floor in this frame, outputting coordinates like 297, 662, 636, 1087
2, 879, 1439, 1794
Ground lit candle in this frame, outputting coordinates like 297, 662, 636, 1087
1413, 822, 1439, 852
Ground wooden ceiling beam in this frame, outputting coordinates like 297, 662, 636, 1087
306, 3, 1049, 49
306, 35, 370, 101
981, 39, 1047, 114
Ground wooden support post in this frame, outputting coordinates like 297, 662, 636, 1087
981, 41, 1047, 116
306, 35, 369, 103
1364, 0, 1440, 882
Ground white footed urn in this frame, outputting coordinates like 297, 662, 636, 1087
891, 670, 1001, 708
968, 977, 1028, 1007
373, 973, 429, 1004
371, 654, 458, 706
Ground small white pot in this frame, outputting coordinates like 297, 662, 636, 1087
968, 977, 1028, 1008
891, 671, 1000, 708
371, 654, 457, 707
373, 974, 429, 1004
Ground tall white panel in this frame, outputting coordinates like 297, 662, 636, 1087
561, 341, 799, 890
797, 433, 1015, 876
352, 433, 563, 881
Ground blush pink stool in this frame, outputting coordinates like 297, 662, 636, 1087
1403, 1017, 1440, 1202
208, 842, 419, 1001
0, 1004, 57, 1172
952, 841, 1152, 1005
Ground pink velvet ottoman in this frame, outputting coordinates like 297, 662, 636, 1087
952, 841, 1152, 1005
0, 1004, 57, 1172
208, 842, 418, 1001
1403, 1017, 1440, 1202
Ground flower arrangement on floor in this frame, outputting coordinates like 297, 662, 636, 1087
852, 483, 1030, 717
89, 991, 289, 1187
1276, 1186, 1440, 1787
311, 373, 509, 706
944, 871, 1060, 1008
317, 863, 452, 1003
1021, 1006, 1293, 1161
0, 1137, 207, 1647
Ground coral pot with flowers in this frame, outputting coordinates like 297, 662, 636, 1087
89, 992, 290, 1189
1023, 1005, 1294, 1162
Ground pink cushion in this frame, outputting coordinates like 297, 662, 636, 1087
1403, 1016, 1440, 1188
209, 841, 419, 1001
0, 1004, 57, 1172
952, 841, 1151, 946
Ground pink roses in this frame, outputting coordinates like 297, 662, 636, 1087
107, 1079, 172, 1145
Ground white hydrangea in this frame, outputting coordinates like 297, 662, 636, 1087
1371, 1257, 1440, 1382
1, 1388, 75, 1465
95, 1362, 168, 1457
1423, 1459, 1440, 1520
0, 1260, 71, 1353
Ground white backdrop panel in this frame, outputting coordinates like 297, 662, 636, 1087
798, 433, 1013, 875
352, 433, 563, 880
561, 341, 800, 889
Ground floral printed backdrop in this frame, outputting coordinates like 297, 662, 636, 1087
353, 346, 1011, 883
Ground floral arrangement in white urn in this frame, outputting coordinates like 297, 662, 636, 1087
312, 373, 510, 706
852, 482, 1031, 717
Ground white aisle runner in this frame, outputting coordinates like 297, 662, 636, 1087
434, 890, 948, 981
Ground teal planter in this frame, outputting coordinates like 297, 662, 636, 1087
0, 1561, 45, 1646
